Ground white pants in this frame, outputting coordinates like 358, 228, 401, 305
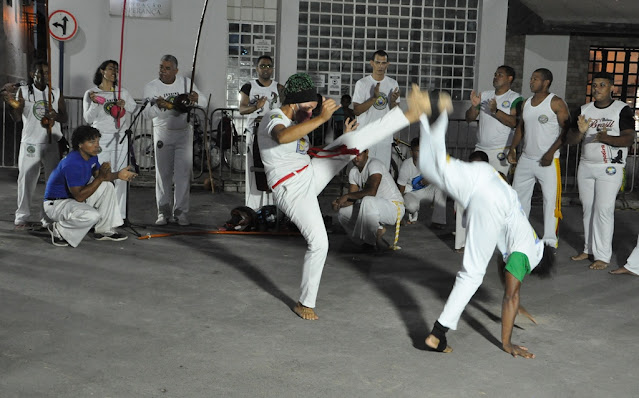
623, 235, 639, 274
454, 201, 466, 250
273, 108, 409, 308
154, 128, 193, 218
577, 162, 623, 262
338, 196, 404, 245
404, 185, 446, 224
477, 147, 511, 177
44, 183, 123, 247
98, 132, 128, 219
245, 128, 274, 210
418, 114, 537, 330
15, 141, 59, 224
512, 155, 562, 248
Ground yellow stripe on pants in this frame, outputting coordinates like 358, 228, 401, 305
389, 200, 403, 251
554, 158, 562, 235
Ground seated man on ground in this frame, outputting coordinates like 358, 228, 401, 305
44, 125, 137, 247
397, 137, 447, 227
333, 149, 405, 250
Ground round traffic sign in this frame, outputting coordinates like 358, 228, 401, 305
48, 10, 78, 41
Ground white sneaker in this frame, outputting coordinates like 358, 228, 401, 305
177, 215, 190, 226
155, 214, 168, 225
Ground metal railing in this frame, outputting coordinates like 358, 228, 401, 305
2, 98, 638, 195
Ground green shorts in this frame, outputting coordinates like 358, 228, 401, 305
505, 251, 531, 282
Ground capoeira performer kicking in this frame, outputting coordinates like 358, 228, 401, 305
258, 74, 426, 320
417, 93, 554, 358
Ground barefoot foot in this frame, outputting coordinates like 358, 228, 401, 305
571, 252, 589, 261
425, 334, 453, 353
518, 305, 537, 324
609, 266, 639, 276
589, 260, 609, 270
375, 226, 388, 251
293, 302, 319, 320
570, 253, 590, 261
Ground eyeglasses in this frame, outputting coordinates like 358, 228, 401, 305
258, 64, 273, 69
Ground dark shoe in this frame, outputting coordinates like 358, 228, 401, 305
47, 224, 69, 247
94, 232, 128, 241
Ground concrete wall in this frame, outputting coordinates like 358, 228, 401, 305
49, 0, 228, 109
277, 0, 298, 86
503, 33, 526, 94
475, 0, 509, 93
521, 35, 570, 99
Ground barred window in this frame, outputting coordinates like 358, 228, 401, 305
296, 0, 479, 100
587, 47, 639, 118
226, 0, 278, 108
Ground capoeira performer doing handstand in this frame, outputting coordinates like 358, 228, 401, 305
258, 74, 427, 320
417, 94, 554, 358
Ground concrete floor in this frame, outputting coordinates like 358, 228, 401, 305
1, 168, 638, 398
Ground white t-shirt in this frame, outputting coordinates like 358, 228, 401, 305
352, 75, 400, 128
521, 94, 561, 160
349, 157, 403, 202
258, 108, 311, 187
16, 85, 63, 144
397, 157, 427, 193
476, 89, 522, 150
143, 76, 205, 132
240, 79, 282, 130
580, 100, 633, 165
82, 86, 137, 134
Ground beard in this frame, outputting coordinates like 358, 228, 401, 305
294, 109, 312, 124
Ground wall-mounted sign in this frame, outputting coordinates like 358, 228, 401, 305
109, 0, 172, 20
328, 73, 341, 96
309, 73, 326, 88
49, 10, 78, 41
254, 39, 271, 53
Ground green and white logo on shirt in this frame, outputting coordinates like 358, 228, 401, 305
32, 100, 49, 121
373, 93, 389, 110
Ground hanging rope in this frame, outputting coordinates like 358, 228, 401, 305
116, 0, 127, 128
43, 0, 53, 143
388, 200, 404, 251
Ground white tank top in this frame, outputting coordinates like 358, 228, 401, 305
522, 94, 561, 160
17, 85, 63, 144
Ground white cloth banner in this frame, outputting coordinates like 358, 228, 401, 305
109, 0, 172, 20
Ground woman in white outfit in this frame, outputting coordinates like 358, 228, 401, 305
83, 60, 137, 219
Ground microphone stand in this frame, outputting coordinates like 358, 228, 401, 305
119, 100, 150, 237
